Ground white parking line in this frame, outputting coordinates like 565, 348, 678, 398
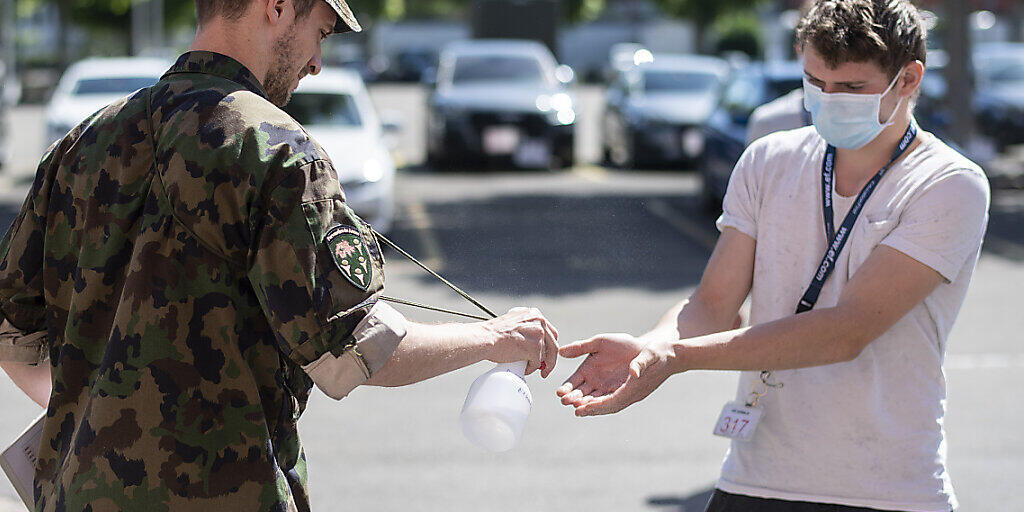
945, 353, 1024, 370
571, 165, 609, 182
403, 200, 446, 272
645, 198, 719, 251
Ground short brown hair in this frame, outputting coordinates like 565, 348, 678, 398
796, 0, 926, 78
196, 0, 318, 25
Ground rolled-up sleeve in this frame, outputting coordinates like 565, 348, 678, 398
0, 320, 46, 365
716, 143, 763, 239
303, 301, 407, 400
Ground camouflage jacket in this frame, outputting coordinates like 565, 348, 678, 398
0, 51, 387, 511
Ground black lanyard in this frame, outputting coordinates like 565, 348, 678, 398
795, 123, 917, 314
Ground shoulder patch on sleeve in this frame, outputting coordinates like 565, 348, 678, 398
324, 224, 372, 291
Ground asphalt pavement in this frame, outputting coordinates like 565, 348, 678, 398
0, 86, 1021, 511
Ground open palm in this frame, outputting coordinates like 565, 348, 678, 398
557, 333, 645, 407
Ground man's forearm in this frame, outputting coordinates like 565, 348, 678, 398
641, 294, 742, 344
1, 362, 51, 407
671, 305, 865, 373
364, 321, 494, 387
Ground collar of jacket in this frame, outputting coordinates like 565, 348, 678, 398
162, 51, 269, 100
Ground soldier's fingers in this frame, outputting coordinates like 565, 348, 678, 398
525, 356, 539, 376
540, 322, 558, 378
534, 314, 559, 342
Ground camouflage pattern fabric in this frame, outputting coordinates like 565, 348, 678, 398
0, 51, 387, 511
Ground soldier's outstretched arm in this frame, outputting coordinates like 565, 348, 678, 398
364, 307, 559, 388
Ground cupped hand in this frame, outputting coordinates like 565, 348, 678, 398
483, 307, 559, 378
558, 335, 680, 417
556, 333, 644, 408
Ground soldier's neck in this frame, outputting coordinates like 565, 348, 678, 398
190, 22, 270, 87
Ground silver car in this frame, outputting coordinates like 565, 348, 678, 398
283, 69, 397, 233
46, 57, 171, 145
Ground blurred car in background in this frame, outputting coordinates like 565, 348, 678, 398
601, 54, 729, 168
601, 43, 653, 83
46, 57, 170, 145
973, 42, 1024, 153
700, 60, 804, 209
426, 39, 577, 169
379, 48, 439, 83
283, 69, 397, 233
0, 60, 11, 170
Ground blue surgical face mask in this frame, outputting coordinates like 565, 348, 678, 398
803, 73, 904, 149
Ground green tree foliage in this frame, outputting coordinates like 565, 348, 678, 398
713, 9, 761, 58
347, 0, 471, 21
18, 0, 193, 32
655, 0, 764, 52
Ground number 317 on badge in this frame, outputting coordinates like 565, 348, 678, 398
713, 402, 762, 441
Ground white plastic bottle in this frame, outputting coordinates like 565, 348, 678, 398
459, 361, 533, 452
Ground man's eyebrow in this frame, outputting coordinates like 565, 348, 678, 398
804, 71, 866, 86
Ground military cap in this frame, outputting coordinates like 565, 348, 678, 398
324, 0, 362, 33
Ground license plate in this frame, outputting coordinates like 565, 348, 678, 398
482, 126, 520, 155
513, 139, 550, 168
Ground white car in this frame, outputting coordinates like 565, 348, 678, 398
46, 57, 171, 145
283, 69, 396, 233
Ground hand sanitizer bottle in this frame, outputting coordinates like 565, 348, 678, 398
459, 361, 533, 452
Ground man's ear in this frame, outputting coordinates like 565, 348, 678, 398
263, 0, 290, 27
899, 60, 925, 97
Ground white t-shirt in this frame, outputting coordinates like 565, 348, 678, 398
715, 126, 990, 512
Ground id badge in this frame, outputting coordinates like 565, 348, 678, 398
712, 401, 762, 441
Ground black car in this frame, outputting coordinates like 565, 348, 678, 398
426, 39, 577, 169
700, 61, 804, 210
601, 54, 729, 169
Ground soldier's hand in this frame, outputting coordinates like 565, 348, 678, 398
482, 307, 559, 378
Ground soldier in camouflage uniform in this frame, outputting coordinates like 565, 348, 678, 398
0, 0, 559, 510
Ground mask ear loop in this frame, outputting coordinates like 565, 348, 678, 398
879, 73, 907, 128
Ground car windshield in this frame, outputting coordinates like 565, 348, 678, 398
644, 70, 719, 93
282, 92, 363, 127
72, 76, 160, 95
452, 55, 543, 84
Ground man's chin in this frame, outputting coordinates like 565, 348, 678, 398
274, 92, 293, 108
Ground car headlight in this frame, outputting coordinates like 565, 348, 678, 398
538, 93, 575, 125
682, 128, 705, 158
362, 158, 385, 183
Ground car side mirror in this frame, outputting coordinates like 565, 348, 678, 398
556, 65, 576, 85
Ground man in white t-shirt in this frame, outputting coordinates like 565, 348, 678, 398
556, 1, 988, 511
